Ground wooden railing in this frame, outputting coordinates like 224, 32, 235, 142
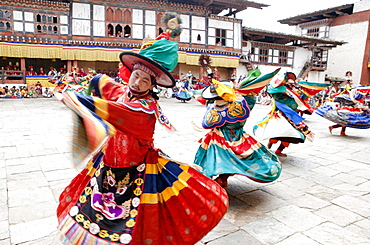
0, 69, 26, 84
298, 58, 327, 79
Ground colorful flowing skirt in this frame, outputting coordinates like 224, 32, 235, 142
175, 88, 192, 101
193, 127, 282, 183
316, 105, 370, 129
57, 151, 228, 245
253, 111, 306, 144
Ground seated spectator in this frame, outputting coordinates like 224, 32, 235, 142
5, 91, 12, 98
35, 82, 43, 95
26, 66, 37, 76
79, 67, 87, 77
39, 67, 46, 76
48, 67, 57, 76
13, 88, 23, 98
26, 88, 36, 98
10, 86, 16, 94
43, 87, 53, 98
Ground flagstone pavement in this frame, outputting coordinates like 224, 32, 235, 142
0, 97, 370, 245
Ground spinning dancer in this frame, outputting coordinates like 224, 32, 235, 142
56, 13, 228, 245
193, 69, 282, 188
316, 85, 370, 136
253, 72, 315, 157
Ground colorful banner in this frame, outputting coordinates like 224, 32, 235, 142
0, 41, 239, 68
26, 76, 56, 87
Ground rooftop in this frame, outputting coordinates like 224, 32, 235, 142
243, 27, 346, 47
170, 0, 268, 14
278, 4, 354, 26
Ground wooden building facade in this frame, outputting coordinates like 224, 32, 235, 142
0, 0, 267, 84
279, 1, 370, 85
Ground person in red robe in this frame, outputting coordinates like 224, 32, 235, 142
56, 20, 228, 245
78, 67, 87, 77
26, 66, 37, 76
38, 67, 46, 76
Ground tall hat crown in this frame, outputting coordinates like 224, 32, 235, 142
119, 12, 182, 88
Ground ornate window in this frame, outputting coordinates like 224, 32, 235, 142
279, 50, 288, 64
115, 9, 122, 23
311, 49, 328, 68
250, 43, 294, 66
124, 25, 131, 37
106, 8, 113, 22
258, 48, 269, 63
303, 26, 329, 38
307, 27, 319, 37
5, 11, 11, 19
107, 23, 114, 36
123, 9, 131, 23
115, 24, 122, 37
215, 28, 226, 46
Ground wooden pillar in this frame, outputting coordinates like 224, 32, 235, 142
73, 60, 78, 69
199, 66, 204, 78
67, 60, 72, 72
20, 58, 26, 71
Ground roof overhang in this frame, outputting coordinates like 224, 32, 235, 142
242, 27, 346, 48
168, 0, 268, 15
278, 4, 354, 26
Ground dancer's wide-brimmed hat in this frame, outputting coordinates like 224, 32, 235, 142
119, 13, 182, 88
202, 80, 234, 100
119, 38, 178, 88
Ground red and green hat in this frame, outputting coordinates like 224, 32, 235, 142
119, 12, 182, 88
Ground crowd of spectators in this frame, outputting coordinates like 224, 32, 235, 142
0, 82, 53, 99
2, 61, 118, 79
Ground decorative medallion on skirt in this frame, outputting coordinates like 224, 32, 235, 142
66, 162, 146, 244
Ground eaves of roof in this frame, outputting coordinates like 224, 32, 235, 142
278, 4, 354, 26
243, 27, 347, 46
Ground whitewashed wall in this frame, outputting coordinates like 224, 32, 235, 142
293, 48, 310, 79
326, 21, 367, 85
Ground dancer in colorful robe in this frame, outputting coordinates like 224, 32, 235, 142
175, 77, 192, 102
193, 70, 282, 188
253, 72, 315, 157
56, 13, 228, 245
316, 85, 370, 135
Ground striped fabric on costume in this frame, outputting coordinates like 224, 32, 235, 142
194, 94, 281, 183
316, 104, 370, 129
58, 155, 228, 245
57, 75, 229, 245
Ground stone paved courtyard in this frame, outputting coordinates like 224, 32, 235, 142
0, 97, 370, 245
